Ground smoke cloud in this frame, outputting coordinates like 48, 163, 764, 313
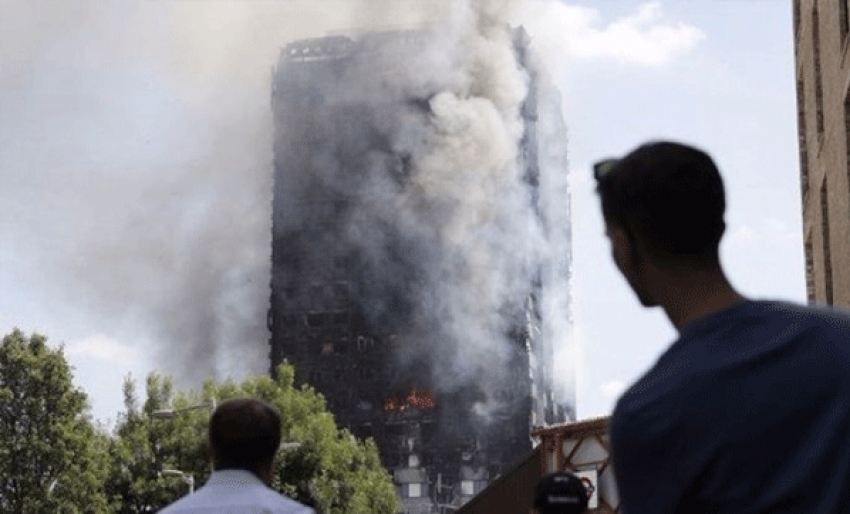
0, 0, 573, 408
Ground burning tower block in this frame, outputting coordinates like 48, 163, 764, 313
269, 26, 572, 512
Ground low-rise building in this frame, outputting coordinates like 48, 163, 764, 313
458, 417, 619, 514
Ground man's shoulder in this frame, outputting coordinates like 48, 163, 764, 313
254, 488, 315, 514
158, 494, 313, 514
157, 479, 314, 514
754, 300, 850, 328
613, 300, 850, 425
735, 300, 850, 354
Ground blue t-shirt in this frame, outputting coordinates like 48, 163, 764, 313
609, 300, 850, 514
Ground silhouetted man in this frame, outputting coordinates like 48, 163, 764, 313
594, 141, 850, 513
158, 398, 314, 514
532, 472, 589, 514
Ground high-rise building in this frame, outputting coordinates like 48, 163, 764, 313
794, 0, 850, 307
268, 29, 571, 513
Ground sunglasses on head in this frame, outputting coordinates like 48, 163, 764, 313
593, 158, 620, 181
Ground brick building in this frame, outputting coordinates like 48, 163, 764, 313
794, 0, 850, 306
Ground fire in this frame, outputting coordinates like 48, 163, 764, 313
384, 386, 435, 412
407, 386, 436, 410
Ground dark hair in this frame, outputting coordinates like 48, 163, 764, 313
534, 472, 589, 514
208, 398, 282, 473
595, 141, 726, 263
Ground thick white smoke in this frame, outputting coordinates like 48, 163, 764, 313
269, 0, 574, 426
0, 0, 574, 410
393, 1, 538, 390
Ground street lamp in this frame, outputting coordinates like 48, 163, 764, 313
150, 399, 213, 499
151, 398, 217, 419
160, 469, 195, 494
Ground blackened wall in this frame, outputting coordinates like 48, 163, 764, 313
269, 29, 569, 512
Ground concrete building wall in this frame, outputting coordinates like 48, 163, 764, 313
795, 0, 850, 307
455, 448, 543, 514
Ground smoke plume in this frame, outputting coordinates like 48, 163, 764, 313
0, 0, 572, 408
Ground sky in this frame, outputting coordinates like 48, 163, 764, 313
0, 0, 804, 425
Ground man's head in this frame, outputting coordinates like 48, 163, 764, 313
532, 472, 589, 514
207, 398, 282, 484
593, 141, 727, 306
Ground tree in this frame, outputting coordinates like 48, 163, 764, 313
108, 363, 399, 514
103, 374, 195, 513
0, 329, 110, 513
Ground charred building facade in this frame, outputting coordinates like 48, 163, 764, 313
269, 28, 571, 512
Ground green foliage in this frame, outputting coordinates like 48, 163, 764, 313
103, 374, 201, 513
108, 363, 400, 514
0, 329, 109, 513
0, 327, 398, 514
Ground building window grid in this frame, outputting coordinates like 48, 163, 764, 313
794, 0, 802, 38
798, 76, 810, 198
845, 89, 850, 216
813, 3, 826, 139
820, 180, 834, 305
805, 234, 816, 302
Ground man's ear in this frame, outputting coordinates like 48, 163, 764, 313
606, 223, 632, 263
608, 224, 629, 249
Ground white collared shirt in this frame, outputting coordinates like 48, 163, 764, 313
157, 469, 315, 514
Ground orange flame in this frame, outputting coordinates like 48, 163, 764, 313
384, 386, 435, 411
407, 386, 435, 410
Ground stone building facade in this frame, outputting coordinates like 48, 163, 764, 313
794, 0, 850, 307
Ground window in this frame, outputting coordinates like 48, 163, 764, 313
821, 180, 834, 305
358, 365, 375, 380
308, 284, 323, 310
358, 423, 373, 439
408, 483, 422, 498
461, 480, 475, 496
794, 0, 801, 37
332, 282, 350, 306
805, 234, 815, 302
333, 311, 349, 327
813, 3, 826, 138
336, 337, 349, 354
305, 312, 325, 328
845, 89, 850, 205
798, 77, 809, 198
356, 335, 373, 352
